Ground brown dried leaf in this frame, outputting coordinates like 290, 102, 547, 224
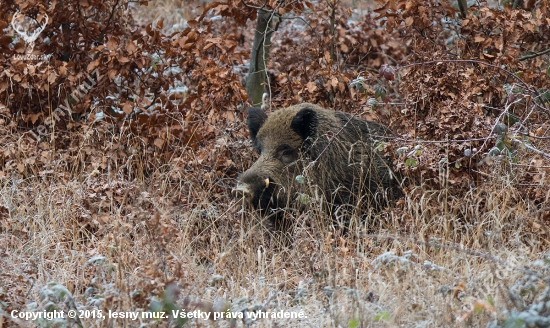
87, 59, 99, 72
340, 43, 349, 53
122, 102, 133, 114
154, 138, 165, 149
0, 36, 12, 46
28, 113, 41, 124
126, 40, 137, 54
58, 65, 68, 77
306, 81, 317, 93
107, 38, 118, 51
48, 71, 58, 83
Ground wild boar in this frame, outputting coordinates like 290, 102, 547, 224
234, 103, 401, 228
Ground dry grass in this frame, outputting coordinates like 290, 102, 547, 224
0, 115, 548, 327
130, 0, 212, 34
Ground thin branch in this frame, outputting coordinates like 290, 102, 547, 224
99, 0, 121, 43
519, 48, 550, 61
518, 132, 550, 140
376, 136, 495, 143
281, 15, 321, 38
363, 234, 549, 280
327, 0, 336, 61
510, 137, 550, 159
374, 134, 549, 157
398, 59, 550, 113
241, 0, 265, 10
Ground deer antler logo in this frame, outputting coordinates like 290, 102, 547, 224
10, 10, 49, 55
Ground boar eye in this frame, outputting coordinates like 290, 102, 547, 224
279, 149, 296, 164
275, 144, 296, 164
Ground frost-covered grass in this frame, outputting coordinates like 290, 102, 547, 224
0, 127, 548, 327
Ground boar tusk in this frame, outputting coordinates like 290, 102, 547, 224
232, 183, 250, 196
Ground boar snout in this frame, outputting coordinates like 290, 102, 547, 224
232, 172, 271, 203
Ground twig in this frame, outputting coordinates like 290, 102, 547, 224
518, 132, 550, 140
241, 0, 265, 10
99, 0, 121, 43
510, 137, 550, 159
363, 234, 549, 280
519, 48, 550, 61
472, 98, 522, 158
398, 59, 550, 113
306, 113, 357, 170
374, 135, 495, 143
327, 0, 336, 61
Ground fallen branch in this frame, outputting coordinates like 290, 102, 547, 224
519, 48, 550, 61
510, 137, 550, 159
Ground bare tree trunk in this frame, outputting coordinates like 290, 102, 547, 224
245, 9, 275, 107
457, 0, 467, 18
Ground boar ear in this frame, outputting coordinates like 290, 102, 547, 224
291, 107, 317, 140
247, 107, 267, 141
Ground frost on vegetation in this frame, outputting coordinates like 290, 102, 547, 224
365, 97, 378, 110
209, 274, 225, 286
25, 301, 70, 328
396, 146, 409, 156
82, 256, 117, 309
169, 86, 189, 96
349, 76, 368, 93
371, 250, 418, 270
85, 255, 106, 266
84, 286, 104, 308
490, 252, 550, 328
296, 193, 311, 205
292, 285, 307, 305
92, 110, 105, 121
295, 174, 306, 184
239, 302, 267, 326
192, 206, 219, 219
85, 255, 116, 274
423, 260, 450, 273
22, 282, 81, 327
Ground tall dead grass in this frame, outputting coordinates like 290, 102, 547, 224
0, 113, 548, 327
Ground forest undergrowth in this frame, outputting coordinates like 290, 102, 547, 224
0, 0, 549, 327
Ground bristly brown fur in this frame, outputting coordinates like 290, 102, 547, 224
236, 103, 403, 229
